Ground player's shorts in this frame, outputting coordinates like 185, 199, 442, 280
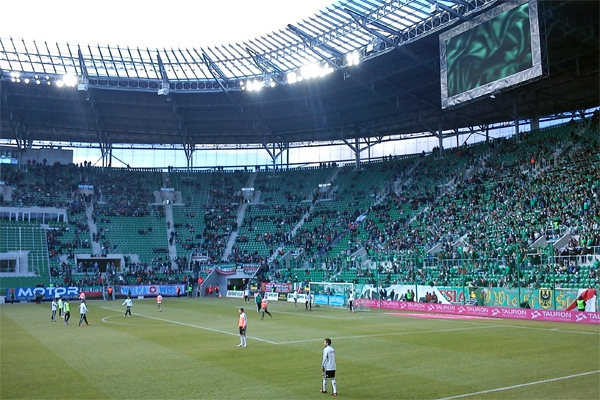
324, 370, 336, 378
239, 327, 246, 335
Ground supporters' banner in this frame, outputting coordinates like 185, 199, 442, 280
437, 288, 468, 304
566, 288, 597, 312
357, 284, 451, 304
80, 286, 103, 299
481, 287, 593, 310
354, 299, 600, 325
215, 267, 236, 275
243, 267, 259, 275
120, 284, 185, 297
260, 282, 292, 293
413, 286, 598, 311
6, 286, 80, 301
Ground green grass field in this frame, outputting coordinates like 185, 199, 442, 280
1, 297, 599, 400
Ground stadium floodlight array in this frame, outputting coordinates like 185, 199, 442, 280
345, 51, 361, 67
9, 71, 77, 88
0, 1, 491, 95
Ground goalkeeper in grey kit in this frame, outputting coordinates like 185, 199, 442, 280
320, 338, 338, 396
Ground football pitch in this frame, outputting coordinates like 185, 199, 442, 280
1, 297, 598, 400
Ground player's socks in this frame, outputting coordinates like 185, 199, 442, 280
331, 379, 337, 394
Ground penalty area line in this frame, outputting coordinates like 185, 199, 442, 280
101, 307, 277, 344
438, 370, 600, 399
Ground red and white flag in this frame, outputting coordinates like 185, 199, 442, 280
567, 288, 597, 312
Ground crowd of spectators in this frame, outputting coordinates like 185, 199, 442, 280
264, 118, 600, 289
2, 117, 598, 291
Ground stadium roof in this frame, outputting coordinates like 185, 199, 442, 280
0, 0, 598, 148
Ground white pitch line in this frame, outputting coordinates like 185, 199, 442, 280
278, 325, 499, 344
101, 314, 167, 327
101, 307, 277, 344
438, 370, 600, 399
273, 310, 378, 320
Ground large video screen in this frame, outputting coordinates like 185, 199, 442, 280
440, 0, 543, 109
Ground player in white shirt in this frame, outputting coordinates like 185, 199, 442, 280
156, 294, 163, 312
57, 297, 63, 318
320, 338, 338, 396
349, 290, 355, 312
305, 291, 312, 311
51, 299, 58, 322
122, 296, 133, 317
78, 300, 89, 326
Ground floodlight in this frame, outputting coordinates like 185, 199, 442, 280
63, 75, 78, 87
346, 52, 360, 66
24, 78, 30, 84
247, 80, 263, 92
36, 80, 41, 85
158, 82, 170, 96
300, 63, 320, 79
319, 64, 333, 77
287, 72, 298, 84
55, 80, 65, 88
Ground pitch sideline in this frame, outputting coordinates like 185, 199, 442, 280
438, 370, 600, 399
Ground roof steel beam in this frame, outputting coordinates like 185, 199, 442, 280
287, 24, 345, 68
345, 7, 436, 72
202, 51, 231, 93
425, 0, 468, 21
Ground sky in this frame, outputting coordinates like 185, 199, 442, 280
0, 0, 339, 49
